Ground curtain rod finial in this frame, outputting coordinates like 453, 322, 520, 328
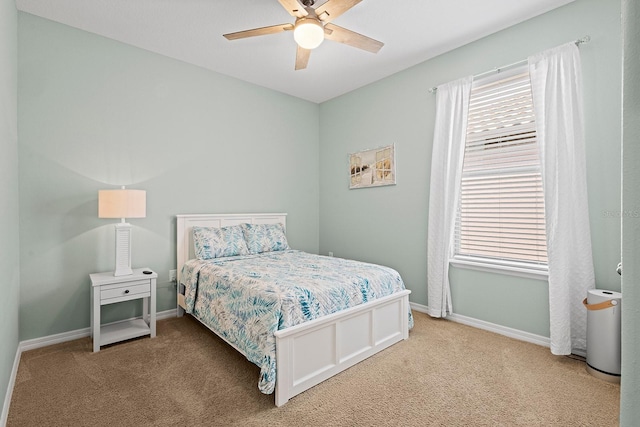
576, 35, 591, 46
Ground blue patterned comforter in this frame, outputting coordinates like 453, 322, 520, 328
180, 250, 413, 394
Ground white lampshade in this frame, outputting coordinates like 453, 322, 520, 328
98, 187, 146, 276
293, 18, 324, 50
98, 189, 146, 219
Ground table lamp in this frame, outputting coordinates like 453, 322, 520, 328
98, 187, 146, 276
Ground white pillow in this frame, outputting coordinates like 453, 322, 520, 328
241, 223, 290, 254
193, 225, 250, 260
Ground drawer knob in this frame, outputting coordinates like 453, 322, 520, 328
124, 289, 130, 294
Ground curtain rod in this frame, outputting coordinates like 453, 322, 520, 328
428, 35, 591, 94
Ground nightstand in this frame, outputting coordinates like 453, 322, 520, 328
90, 268, 157, 352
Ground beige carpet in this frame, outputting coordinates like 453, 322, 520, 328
7, 312, 619, 426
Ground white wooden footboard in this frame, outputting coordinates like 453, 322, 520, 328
274, 289, 411, 406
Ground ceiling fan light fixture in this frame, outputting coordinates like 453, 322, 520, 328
293, 17, 324, 50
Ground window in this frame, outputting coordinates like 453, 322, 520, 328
375, 146, 393, 182
453, 67, 548, 275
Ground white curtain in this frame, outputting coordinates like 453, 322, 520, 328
529, 43, 595, 355
427, 76, 473, 318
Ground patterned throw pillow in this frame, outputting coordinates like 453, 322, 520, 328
193, 225, 250, 260
241, 223, 290, 254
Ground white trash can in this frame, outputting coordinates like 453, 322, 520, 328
583, 289, 622, 383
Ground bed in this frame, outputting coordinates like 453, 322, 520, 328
176, 213, 412, 406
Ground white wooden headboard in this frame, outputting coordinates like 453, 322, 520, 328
175, 213, 287, 285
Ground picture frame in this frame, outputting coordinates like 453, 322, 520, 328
349, 144, 396, 189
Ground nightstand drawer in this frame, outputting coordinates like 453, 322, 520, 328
101, 281, 150, 301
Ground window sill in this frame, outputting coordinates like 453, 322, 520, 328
450, 257, 549, 281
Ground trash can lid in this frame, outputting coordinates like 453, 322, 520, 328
588, 289, 622, 303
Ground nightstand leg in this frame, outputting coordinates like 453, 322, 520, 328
150, 277, 156, 338
93, 290, 101, 352
90, 287, 94, 338
143, 296, 149, 324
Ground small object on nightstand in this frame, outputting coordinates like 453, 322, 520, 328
90, 268, 157, 352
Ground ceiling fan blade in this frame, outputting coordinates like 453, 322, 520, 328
223, 23, 294, 40
323, 23, 383, 53
315, 0, 362, 23
278, 0, 308, 18
295, 46, 311, 70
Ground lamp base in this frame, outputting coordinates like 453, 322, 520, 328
114, 222, 133, 276
114, 267, 133, 277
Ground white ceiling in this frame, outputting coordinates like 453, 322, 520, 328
16, 0, 575, 103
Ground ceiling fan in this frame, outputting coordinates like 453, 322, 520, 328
223, 0, 383, 70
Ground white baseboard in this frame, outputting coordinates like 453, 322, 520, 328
19, 309, 177, 352
20, 326, 91, 353
1, 346, 20, 427
410, 302, 551, 348
1, 308, 177, 426
156, 308, 178, 321
409, 302, 432, 315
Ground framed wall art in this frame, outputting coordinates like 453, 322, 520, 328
349, 144, 396, 189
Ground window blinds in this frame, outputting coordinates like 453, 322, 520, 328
455, 70, 548, 266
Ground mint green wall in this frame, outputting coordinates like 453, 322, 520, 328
17, 13, 319, 340
0, 0, 19, 418
319, 0, 621, 337
621, 0, 640, 424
